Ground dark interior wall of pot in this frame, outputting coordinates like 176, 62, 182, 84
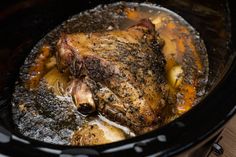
0, 0, 233, 131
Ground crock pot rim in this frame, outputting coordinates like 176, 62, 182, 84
0, 0, 235, 156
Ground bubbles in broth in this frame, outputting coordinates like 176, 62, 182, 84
12, 2, 208, 146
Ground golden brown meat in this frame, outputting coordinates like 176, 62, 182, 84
56, 19, 166, 133
71, 119, 127, 146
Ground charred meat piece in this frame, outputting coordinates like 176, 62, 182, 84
57, 19, 166, 133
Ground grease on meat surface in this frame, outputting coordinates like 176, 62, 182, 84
12, 2, 208, 146
57, 19, 166, 133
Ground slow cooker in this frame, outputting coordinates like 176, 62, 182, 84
0, 0, 235, 156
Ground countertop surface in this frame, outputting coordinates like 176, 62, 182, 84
209, 115, 236, 157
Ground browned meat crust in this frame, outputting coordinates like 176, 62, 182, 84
57, 19, 166, 133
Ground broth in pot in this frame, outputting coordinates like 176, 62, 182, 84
12, 2, 208, 146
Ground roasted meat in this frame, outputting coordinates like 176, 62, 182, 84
56, 19, 166, 133
71, 118, 127, 146
12, 2, 209, 146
